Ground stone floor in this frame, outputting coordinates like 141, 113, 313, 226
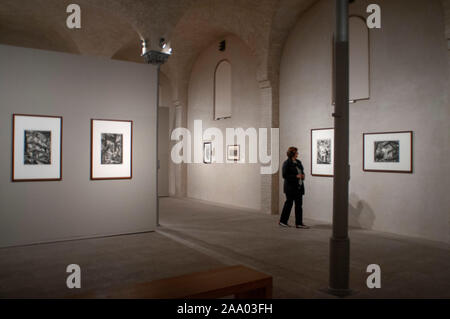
0, 197, 449, 298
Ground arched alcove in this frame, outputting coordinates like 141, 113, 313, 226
214, 60, 232, 120
349, 16, 370, 101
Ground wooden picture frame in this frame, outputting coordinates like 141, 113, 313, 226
203, 141, 212, 164
363, 131, 413, 173
91, 119, 133, 180
311, 128, 334, 177
227, 145, 240, 162
12, 114, 63, 182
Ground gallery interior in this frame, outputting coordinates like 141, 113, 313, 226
0, 0, 449, 299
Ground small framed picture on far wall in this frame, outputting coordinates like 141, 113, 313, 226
203, 141, 212, 164
227, 145, 240, 162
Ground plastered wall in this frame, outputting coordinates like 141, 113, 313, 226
187, 36, 261, 210
279, 0, 449, 243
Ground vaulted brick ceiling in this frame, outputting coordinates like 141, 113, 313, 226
0, 0, 318, 84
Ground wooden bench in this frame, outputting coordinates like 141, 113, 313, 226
76, 265, 272, 299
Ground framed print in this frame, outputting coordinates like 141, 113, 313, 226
363, 131, 413, 173
311, 128, 334, 177
203, 142, 212, 164
12, 114, 62, 182
227, 145, 240, 162
91, 119, 132, 180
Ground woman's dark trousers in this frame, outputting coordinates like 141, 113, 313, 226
280, 193, 303, 226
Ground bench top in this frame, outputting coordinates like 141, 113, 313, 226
76, 265, 272, 299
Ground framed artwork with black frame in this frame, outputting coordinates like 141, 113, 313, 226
311, 128, 334, 177
363, 131, 413, 173
227, 145, 240, 162
91, 119, 133, 180
12, 114, 63, 182
203, 141, 212, 164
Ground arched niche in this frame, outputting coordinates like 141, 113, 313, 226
214, 60, 232, 120
349, 16, 370, 101
332, 16, 370, 103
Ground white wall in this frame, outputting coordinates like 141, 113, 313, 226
159, 72, 177, 197
0, 45, 158, 247
279, 0, 449, 243
158, 106, 170, 197
187, 35, 261, 210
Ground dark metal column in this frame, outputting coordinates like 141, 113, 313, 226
329, 0, 351, 297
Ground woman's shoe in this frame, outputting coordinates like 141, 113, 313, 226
279, 222, 290, 227
296, 224, 310, 229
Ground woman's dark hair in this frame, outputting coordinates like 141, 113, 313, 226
287, 146, 298, 159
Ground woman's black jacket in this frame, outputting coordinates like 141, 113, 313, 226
282, 158, 305, 197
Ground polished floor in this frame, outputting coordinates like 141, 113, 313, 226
0, 197, 449, 298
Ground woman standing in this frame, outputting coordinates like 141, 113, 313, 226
279, 147, 310, 229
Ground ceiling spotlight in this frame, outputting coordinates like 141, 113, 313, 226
159, 38, 167, 49
141, 39, 148, 56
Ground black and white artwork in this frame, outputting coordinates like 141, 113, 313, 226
374, 141, 399, 163
91, 119, 132, 180
227, 145, 240, 161
317, 139, 331, 164
311, 128, 334, 177
364, 131, 412, 173
203, 142, 212, 164
13, 114, 62, 181
24, 130, 51, 165
101, 133, 123, 165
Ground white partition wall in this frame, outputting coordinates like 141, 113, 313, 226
0, 44, 158, 247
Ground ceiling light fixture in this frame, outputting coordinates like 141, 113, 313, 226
141, 39, 148, 56
159, 38, 167, 49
